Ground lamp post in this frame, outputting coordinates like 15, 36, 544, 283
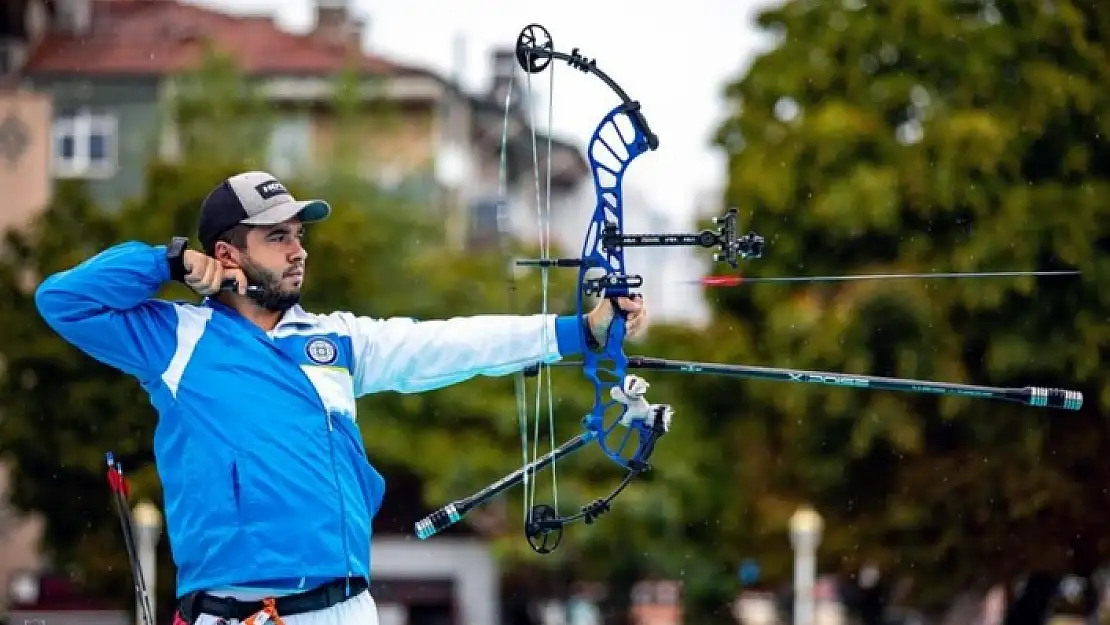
8, 570, 40, 606
789, 506, 823, 625
133, 501, 162, 625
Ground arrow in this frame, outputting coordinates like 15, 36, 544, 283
693, 270, 1080, 288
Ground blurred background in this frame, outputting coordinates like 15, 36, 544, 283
0, 0, 1107, 624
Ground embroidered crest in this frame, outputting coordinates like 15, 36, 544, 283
305, 337, 338, 365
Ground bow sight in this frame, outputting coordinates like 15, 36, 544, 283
518, 207, 766, 295
597, 206, 765, 268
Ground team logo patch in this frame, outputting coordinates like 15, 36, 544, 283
305, 337, 338, 365
255, 179, 288, 200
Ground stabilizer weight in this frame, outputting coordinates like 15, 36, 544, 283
1027, 387, 1083, 410
414, 503, 462, 540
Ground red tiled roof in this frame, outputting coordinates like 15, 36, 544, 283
25, 0, 418, 76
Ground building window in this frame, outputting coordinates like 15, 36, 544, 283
52, 110, 118, 179
267, 115, 312, 178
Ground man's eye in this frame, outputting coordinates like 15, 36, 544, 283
267, 230, 301, 242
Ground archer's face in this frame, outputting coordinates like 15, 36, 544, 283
241, 219, 307, 295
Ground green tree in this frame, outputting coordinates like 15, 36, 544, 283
671, 0, 1110, 613
0, 179, 138, 595
164, 44, 273, 167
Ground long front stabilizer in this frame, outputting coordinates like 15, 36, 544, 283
534, 357, 1082, 411
625, 356, 1083, 410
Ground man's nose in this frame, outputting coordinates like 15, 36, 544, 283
289, 239, 307, 261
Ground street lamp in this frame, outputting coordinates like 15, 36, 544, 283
789, 505, 823, 625
8, 570, 40, 606
133, 501, 162, 625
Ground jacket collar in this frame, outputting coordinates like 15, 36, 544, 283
202, 297, 316, 329
276, 304, 315, 327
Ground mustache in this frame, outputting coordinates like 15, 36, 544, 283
283, 264, 305, 277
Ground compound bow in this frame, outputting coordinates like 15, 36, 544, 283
414, 23, 1083, 553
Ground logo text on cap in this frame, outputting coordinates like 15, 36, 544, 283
255, 180, 288, 200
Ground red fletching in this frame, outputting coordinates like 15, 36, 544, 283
700, 275, 743, 287
106, 468, 131, 497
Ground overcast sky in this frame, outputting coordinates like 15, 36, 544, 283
184, 0, 778, 228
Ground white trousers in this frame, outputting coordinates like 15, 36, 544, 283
192, 590, 379, 625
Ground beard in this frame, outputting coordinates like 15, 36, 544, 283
240, 257, 302, 312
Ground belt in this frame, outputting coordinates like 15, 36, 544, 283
177, 577, 369, 624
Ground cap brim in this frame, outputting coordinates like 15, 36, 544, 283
240, 200, 331, 226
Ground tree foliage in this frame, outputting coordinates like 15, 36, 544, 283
675, 0, 1110, 610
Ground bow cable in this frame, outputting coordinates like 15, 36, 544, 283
494, 72, 533, 528
533, 57, 560, 528
497, 54, 561, 534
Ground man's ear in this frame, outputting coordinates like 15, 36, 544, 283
212, 241, 242, 269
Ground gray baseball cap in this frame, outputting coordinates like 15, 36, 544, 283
198, 171, 331, 250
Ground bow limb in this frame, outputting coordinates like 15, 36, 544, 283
412, 380, 673, 551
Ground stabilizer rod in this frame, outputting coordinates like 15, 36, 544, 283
533, 357, 1083, 410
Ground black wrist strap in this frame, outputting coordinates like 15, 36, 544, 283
166, 236, 189, 283
583, 314, 602, 351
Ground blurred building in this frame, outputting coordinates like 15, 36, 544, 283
0, 88, 51, 237
0, 0, 702, 308
0, 0, 590, 250
5, 572, 128, 625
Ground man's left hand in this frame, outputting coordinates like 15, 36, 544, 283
586, 295, 648, 347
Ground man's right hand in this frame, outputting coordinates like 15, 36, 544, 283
182, 250, 247, 296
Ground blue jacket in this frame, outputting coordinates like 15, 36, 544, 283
34, 241, 585, 598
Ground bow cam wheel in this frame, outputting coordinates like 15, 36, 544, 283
524, 503, 563, 553
516, 24, 553, 74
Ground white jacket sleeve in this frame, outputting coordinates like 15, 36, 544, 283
338, 312, 586, 396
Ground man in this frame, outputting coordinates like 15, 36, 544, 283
34, 171, 648, 625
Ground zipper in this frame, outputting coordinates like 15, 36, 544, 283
218, 308, 355, 586
258, 311, 354, 589
325, 411, 352, 587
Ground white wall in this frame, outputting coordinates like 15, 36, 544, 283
371, 537, 500, 625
